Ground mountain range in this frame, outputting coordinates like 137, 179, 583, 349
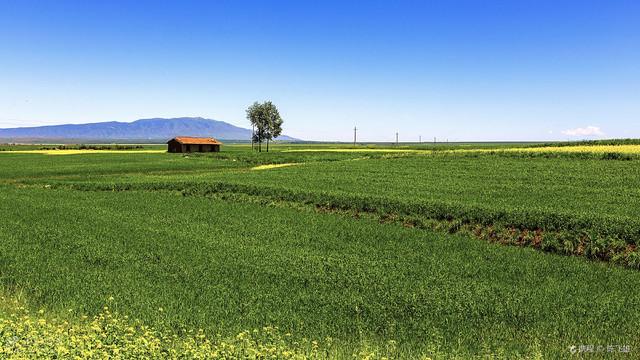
0, 117, 298, 142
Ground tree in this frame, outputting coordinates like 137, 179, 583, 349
262, 101, 283, 152
246, 102, 265, 152
246, 101, 283, 152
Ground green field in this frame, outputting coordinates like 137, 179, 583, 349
1, 144, 639, 358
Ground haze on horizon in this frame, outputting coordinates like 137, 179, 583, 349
1, 0, 638, 142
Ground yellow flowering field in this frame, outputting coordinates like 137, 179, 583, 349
0, 295, 412, 360
0, 150, 166, 156
251, 163, 302, 170
283, 144, 640, 155
284, 149, 422, 153
502, 144, 640, 154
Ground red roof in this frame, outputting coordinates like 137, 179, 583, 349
169, 137, 222, 145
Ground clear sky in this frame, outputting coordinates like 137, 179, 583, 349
1, 0, 638, 141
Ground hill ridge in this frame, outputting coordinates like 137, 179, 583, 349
0, 117, 298, 141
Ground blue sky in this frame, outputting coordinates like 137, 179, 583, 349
0, 0, 638, 141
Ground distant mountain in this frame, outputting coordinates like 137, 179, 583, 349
0, 117, 298, 141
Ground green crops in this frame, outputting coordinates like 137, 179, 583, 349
0, 145, 639, 358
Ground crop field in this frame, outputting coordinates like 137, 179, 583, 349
503, 144, 640, 154
1, 143, 640, 358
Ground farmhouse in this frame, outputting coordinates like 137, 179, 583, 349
167, 137, 222, 153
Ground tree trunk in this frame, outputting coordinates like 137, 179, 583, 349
266, 138, 269, 152
258, 141, 262, 152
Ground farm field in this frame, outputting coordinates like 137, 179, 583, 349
284, 144, 640, 155
14, 146, 640, 266
1, 143, 640, 358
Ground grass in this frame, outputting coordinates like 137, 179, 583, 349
251, 163, 302, 170
0, 297, 342, 359
1, 143, 640, 357
24, 151, 640, 266
1, 186, 638, 358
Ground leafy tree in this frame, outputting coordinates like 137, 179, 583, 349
246, 102, 263, 151
246, 101, 283, 152
262, 101, 283, 152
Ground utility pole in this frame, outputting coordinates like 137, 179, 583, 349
419, 135, 421, 144
353, 126, 357, 146
395, 132, 399, 146
434, 136, 436, 145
